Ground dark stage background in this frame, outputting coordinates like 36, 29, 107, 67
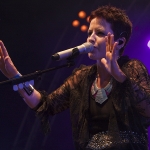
0, 0, 150, 150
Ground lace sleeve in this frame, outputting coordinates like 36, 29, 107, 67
33, 65, 88, 133
123, 60, 150, 118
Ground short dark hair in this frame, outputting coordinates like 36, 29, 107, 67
89, 5, 132, 56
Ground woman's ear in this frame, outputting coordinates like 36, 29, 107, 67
116, 37, 126, 50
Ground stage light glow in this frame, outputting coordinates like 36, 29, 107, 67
147, 40, 150, 49
72, 20, 80, 27
78, 11, 86, 19
86, 16, 90, 23
80, 25, 88, 32
72, 11, 89, 31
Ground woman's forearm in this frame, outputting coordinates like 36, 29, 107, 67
18, 88, 41, 109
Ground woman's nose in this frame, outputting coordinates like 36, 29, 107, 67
88, 34, 95, 45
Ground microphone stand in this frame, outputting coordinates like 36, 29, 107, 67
0, 59, 75, 86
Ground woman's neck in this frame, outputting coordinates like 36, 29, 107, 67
96, 61, 111, 88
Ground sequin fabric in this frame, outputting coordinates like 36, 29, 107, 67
86, 131, 146, 150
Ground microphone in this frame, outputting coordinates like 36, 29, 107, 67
51, 42, 94, 61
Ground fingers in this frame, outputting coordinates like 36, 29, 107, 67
111, 42, 118, 57
0, 40, 9, 58
0, 46, 5, 66
0, 41, 18, 78
105, 33, 119, 59
109, 33, 114, 51
105, 33, 115, 52
0, 42, 12, 68
0, 41, 14, 67
0, 47, 10, 77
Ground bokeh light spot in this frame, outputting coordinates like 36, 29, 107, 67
72, 20, 80, 27
78, 11, 86, 19
80, 25, 88, 32
86, 16, 90, 23
147, 40, 150, 49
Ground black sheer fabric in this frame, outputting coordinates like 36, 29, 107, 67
33, 55, 150, 150
89, 93, 112, 135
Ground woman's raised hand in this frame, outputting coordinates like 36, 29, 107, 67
101, 33, 126, 82
101, 33, 119, 73
0, 40, 19, 79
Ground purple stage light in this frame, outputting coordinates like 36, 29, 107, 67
147, 40, 150, 49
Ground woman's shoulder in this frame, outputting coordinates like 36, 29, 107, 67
119, 55, 146, 68
120, 56, 149, 77
72, 64, 95, 74
123, 58, 147, 70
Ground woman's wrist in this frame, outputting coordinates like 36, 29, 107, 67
113, 69, 127, 83
111, 61, 127, 83
9, 72, 22, 79
10, 72, 34, 96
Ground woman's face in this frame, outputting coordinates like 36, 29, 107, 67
87, 17, 114, 60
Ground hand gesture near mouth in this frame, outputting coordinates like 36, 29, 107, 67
101, 33, 126, 82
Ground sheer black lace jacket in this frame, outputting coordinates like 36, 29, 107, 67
33, 56, 150, 150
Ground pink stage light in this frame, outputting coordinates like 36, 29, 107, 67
147, 40, 150, 49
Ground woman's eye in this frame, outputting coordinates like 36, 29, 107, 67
97, 32, 105, 36
87, 32, 92, 37
87, 31, 105, 37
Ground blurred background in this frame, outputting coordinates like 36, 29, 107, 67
0, 0, 150, 149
